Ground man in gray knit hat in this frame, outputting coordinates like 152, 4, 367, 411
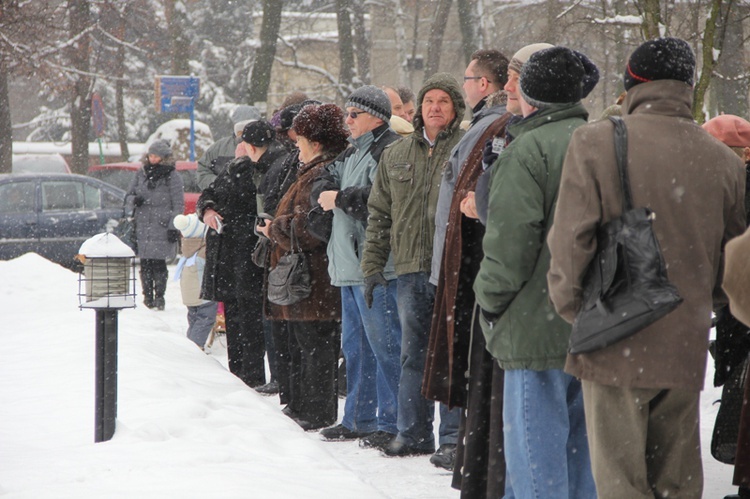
311, 85, 402, 444
196, 104, 260, 190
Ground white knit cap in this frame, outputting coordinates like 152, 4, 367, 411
173, 213, 205, 238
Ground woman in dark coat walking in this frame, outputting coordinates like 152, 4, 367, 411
197, 124, 274, 389
257, 103, 349, 430
126, 139, 184, 310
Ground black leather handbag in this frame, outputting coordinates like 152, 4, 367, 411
267, 220, 312, 306
568, 117, 683, 354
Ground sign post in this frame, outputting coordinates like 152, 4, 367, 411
155, 76, 200, 161
91, 93, 106, 165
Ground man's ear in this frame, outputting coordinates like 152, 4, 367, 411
743, 146, 750, 163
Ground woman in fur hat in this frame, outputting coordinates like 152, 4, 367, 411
257, 103, 349, 430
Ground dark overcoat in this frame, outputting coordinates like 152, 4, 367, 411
198, 156, 264, 302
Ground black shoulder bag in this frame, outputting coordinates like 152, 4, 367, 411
568, 116, 683, 354
267, 219, 312, 306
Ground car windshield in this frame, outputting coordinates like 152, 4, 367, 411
89, 169, 135, 191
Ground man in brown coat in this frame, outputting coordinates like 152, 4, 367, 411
548, 37, 746, 498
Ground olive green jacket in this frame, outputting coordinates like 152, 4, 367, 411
474, 102, 588, 371
362, 73, 466, 277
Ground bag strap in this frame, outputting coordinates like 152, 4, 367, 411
609, 116, 633, 212
289, 217, 302, 253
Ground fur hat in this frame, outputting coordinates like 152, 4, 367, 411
242, 120, 275, 147
508, 43, 555, 74
346, 85, 392, 122
232, 105, 261, 135
173, 213, 206, 238
703, 115, 750, 148
292, 103, 350, 154
623, 37, 695, 91
519, 47, 585, 108
147, 139, 172, 158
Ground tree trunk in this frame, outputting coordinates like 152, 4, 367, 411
0, 64, 11, 174
693, 0, 723, 123
407, 0, 420, 89
336, 0, 355, 92
351, 1, 371, 85
545, 0, 561, 43
115, 43, 129, 161
712, 0, 748, 117
424, 0, 452, 81
67, 0, 92, 175
636, 0, 663, 40
248, 0, 284, 107
457, 0, 478, 66
165, 0, 190, 74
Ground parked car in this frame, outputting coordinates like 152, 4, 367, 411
0, 173, 126, 268
12, 153, 72, 174
87, 161, 200, 214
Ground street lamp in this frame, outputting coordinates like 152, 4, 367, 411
77, 232, 136, 442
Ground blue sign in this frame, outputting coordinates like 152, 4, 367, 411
155, 76, 200, 113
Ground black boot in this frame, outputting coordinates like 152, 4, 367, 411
153, 264, 168, 311
140, 266, 154, 308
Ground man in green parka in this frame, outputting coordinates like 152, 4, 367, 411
473, 47, 597, 498
361, 73, 465, 460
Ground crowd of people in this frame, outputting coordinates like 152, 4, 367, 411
131, 36, 750, 498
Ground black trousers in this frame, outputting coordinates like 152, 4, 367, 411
140, 259, 167, 300
270, 319, 292, 405
224, 296, 266, 388
287, 320, 340, 426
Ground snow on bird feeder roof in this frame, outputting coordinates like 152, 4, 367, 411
78, 232, 136, 258
78, 233, 136, 310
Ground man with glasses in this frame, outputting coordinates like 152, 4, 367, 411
423, 49, 511, 476
311, 86, 402, 447
362, 73, 466, 460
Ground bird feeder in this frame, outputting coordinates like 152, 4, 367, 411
76, 232, 136, 443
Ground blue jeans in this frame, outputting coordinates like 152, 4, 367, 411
186, 301, 218, 348
503, 369, 596, 499
340, 283, 402, 434
395, 272, 460, 449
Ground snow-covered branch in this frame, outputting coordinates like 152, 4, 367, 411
96, 26, 148, 54
591, 15, 643, 26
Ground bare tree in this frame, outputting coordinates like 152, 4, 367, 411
457, 0, 479, 65
248, 0, 285, 107
424, 0, 453, 80
67, 0, 94, 174
711, 0, 748, 117
336, 0, 355, 87
164, 0, 190, 75
635, 0, 663, 39
351, 1, 371, 84
693, 0, 724, 123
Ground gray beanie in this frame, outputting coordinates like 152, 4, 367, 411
346, 85, 392, 122
231, 105, 261, 135
147, 139, 172, 158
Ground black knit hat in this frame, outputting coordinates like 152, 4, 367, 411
278, 99, 322, 131
623, 37, 695, 91
573, 50, 600, 99
519, 47, 585, 108
242, 120, 275, 147
346, 85, 392, 122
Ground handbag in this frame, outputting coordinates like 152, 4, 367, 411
267, 220, 312, 306
568, 116, 683, 354
115, 217, 137, 252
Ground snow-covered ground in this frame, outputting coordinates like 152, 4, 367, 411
0, 253, 738, 498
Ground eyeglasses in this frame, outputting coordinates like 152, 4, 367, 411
347, 110, 369, 119
464, 76, 491, 83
